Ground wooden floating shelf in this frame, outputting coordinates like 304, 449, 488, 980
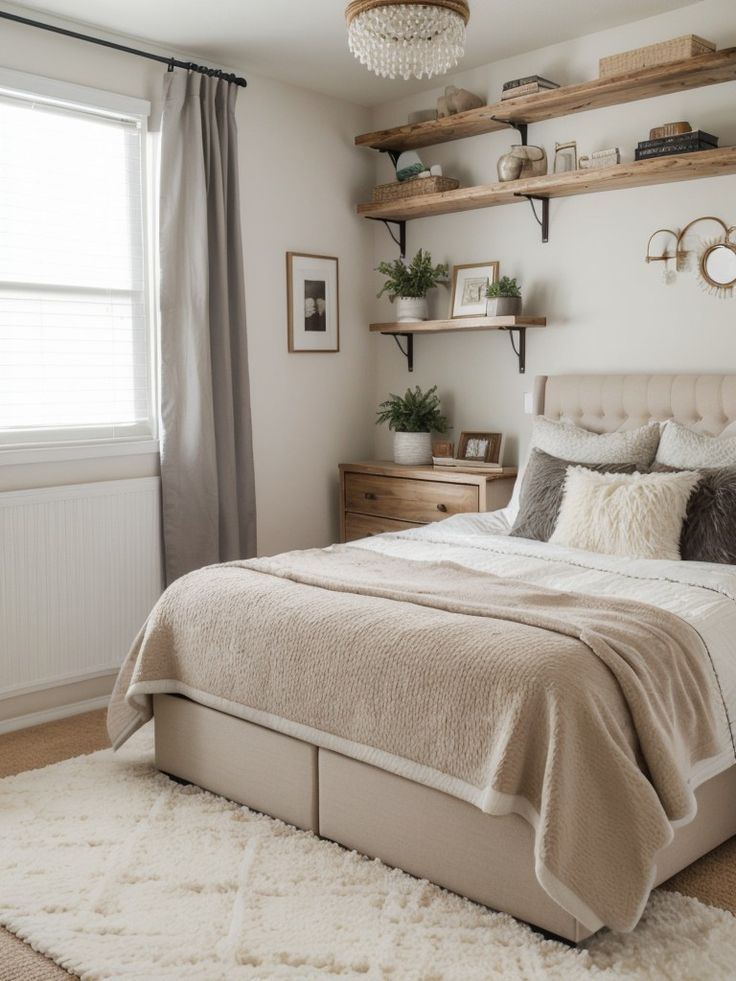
355, 48, 736, 152
357, 147, 736, 221
370, 316, 546, 335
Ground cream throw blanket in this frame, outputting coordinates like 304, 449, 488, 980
108, 546, 728, 933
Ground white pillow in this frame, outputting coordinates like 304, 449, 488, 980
507, 418, 661, 522
656, 420, 736, 468
532, 417, 661, 465
550, 467, 701, 561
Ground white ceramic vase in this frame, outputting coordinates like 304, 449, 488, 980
393, 431, 433, 466
396, 296, 428, 323
486, 295, 522, 317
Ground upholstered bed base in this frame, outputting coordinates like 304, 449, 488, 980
154, 694, 736, 943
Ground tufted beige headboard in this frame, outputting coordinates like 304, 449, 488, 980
533, 374, 736, 437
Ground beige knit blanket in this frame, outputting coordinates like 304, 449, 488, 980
108, 546, 726, 932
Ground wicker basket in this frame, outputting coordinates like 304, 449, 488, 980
599, 35, 715, 77
372, 175, 459, 203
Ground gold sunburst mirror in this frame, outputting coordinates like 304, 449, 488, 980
699, 232, 736, 297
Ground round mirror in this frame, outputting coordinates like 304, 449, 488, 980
700, 243, 736, 289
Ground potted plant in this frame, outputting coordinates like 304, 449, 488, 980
376, 249, 448, 323
486, 275, 522, 317
376, 385, 448, 465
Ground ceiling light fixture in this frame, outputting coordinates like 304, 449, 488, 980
345, 0, 470, 81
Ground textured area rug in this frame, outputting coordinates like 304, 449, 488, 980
1, 729, 735, 980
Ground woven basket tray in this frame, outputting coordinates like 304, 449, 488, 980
372, 175, 459, 203
599, 34, 715, 77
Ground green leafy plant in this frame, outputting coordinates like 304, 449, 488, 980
376, 249, 449, 301
376, 385, 448, 434
486, 275, 521, 298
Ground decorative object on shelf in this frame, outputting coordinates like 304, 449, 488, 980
396, 150, 425, 181
376, 384, 449, 465
376, 249, 449, 323
635, 129, 718, 160
650, 121, 692, 139
579, 147, 621, 169
553, 140, 578, 173
372, 174, 459, 203
437, 84, 484, 117
432, 439, 454, 458
599, 34, 715, 78
408, 108, 438, 125
457, 431, 503, 465
345, 0, 470, 81
486, 276, 521, 317
645, 216, 736, 296
449, 261, 499, 318
497, 144, 547, 182
500, 75, 560, 100
286, 252, 339, 353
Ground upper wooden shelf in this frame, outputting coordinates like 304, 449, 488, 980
370, 316, 546, 335
357, 147, 736, 221
355, 48, 736, 152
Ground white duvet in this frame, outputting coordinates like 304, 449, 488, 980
349, 508, 736, 790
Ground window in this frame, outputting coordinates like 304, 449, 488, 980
0, 69, 154, 449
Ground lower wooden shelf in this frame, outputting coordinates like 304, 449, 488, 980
369, 316, 546, 334
370, 317, 546, 374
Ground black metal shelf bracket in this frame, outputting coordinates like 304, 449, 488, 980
387, 333, 414, 372
515, 193, 549, 243
489, 116, 528, 146
380, 148, 402, 169
367, 216, 407, 258
505, 327, 527, 374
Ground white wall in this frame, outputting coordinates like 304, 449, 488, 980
0, 9, 376, 556
369, 0, 736, 466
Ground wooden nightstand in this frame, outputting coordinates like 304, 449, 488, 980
338, 460, 517, 543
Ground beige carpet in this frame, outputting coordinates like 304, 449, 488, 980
0, 710, 735, 980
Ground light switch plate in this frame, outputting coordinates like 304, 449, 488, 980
523, 392, 534, 415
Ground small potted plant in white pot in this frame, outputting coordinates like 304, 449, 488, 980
376, 249, 448, 323
486, 275, 522, 317
376, 385, 448, 466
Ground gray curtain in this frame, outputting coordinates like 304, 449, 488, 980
159, 71, 256, 584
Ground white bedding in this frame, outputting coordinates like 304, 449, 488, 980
349, 509, 736, 789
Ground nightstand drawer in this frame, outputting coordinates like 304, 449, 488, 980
345, 472, 479, 523
344, 513, 421, 542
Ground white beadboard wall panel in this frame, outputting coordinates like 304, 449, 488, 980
0, 477, 162, 695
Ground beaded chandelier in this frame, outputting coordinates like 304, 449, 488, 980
345, 0, 470, 81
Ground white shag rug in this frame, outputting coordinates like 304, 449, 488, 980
1, 728, 735, 980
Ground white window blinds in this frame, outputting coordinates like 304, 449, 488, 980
0, 76, 154, 447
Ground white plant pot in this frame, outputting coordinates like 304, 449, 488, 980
393, 431, 433, 466
396, 296, 428, 323
486, 295, 522, 318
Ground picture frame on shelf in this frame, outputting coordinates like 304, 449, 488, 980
457, 431, 504, 465
286, 252, 340, 353
449, 261, 499, 318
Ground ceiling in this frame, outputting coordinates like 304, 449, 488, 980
3, 0, 698, 105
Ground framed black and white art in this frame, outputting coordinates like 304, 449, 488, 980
286, 252, 340, 353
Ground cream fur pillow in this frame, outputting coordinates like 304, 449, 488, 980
550, 467, 701, 560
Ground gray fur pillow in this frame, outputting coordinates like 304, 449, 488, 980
509, 448, 640, 542
651, 464, 736, 564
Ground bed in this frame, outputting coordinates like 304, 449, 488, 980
108, 373, 736, 944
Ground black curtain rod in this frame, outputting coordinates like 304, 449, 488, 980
0, 10, 247, 87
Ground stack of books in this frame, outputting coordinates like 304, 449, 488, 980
635, 130, 718, 160
501, 75, 559, 100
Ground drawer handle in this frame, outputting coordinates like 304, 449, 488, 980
364, 492, 377, 500
437, 503, 448, 512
